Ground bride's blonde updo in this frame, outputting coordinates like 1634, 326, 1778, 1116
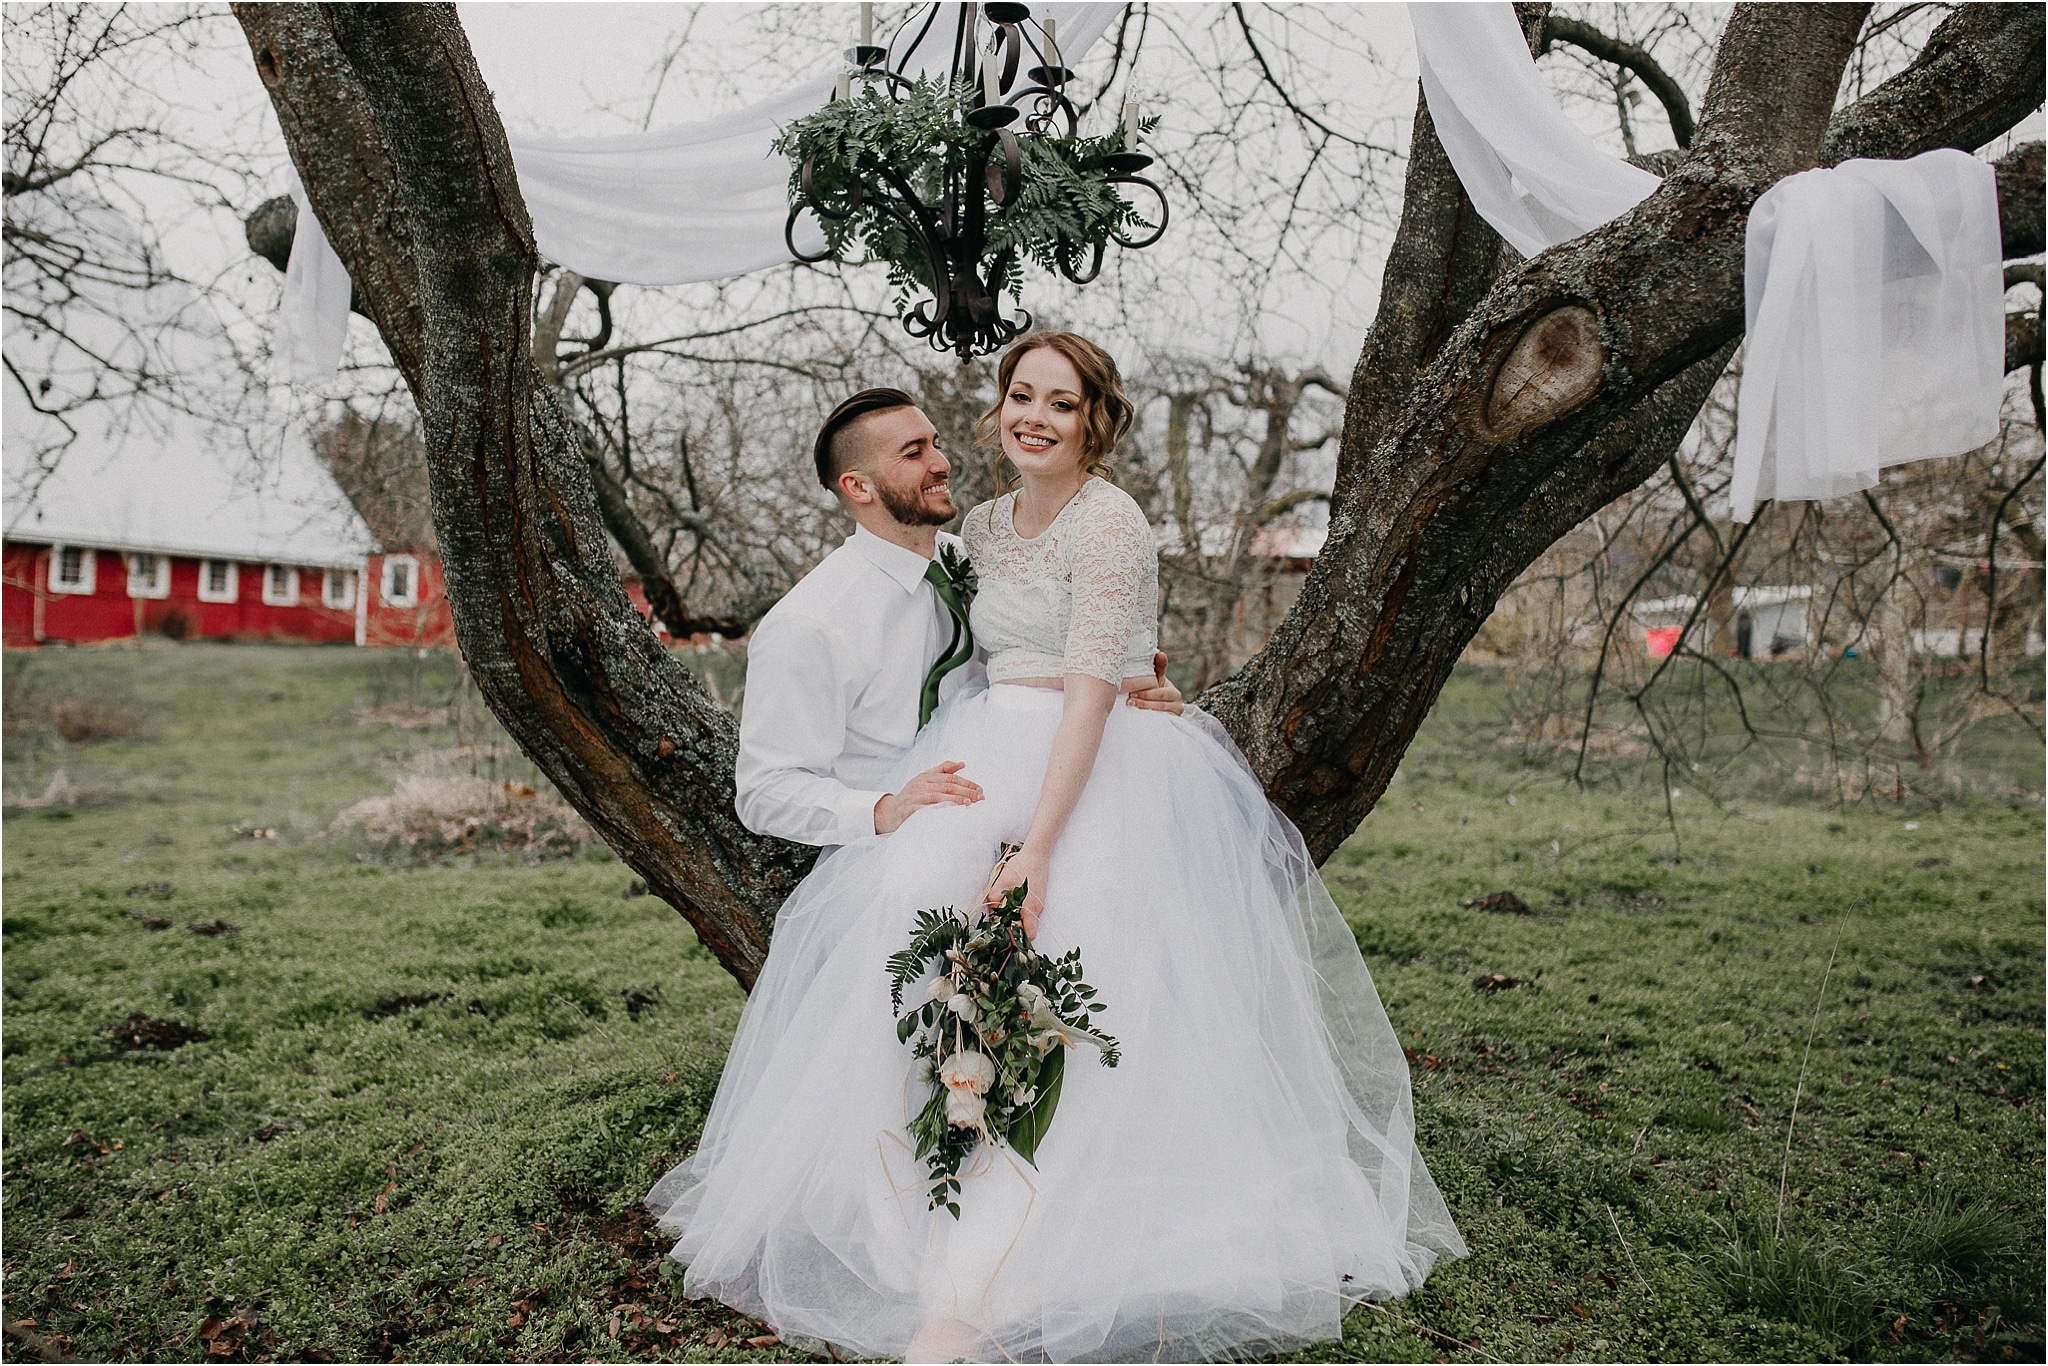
973, 331, 1135, 482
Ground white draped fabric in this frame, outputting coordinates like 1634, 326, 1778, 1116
1407, 2, 1660, 260
278, 172, 356, 384
1730, 149, 2005, 523
276, 3, 1122, 384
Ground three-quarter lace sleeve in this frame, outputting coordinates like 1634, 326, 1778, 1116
1061, 487, 1157, 685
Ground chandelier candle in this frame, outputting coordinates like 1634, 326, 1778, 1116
1123, 99, 1140, 149
860, 1, 872, 47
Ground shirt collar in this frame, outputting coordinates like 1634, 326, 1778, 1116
849, 524, 935, 595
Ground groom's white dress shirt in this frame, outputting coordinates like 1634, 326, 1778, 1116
735, 524, 981, 847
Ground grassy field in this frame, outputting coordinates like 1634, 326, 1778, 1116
2, 643, 2041, 1364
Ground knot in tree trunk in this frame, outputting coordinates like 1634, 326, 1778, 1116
1481, 304, 1605, 440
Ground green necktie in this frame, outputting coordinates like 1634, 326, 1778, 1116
920, 560, 975, 729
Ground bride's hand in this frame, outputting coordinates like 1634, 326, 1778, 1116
1124, 651, 1185, 714
987, 846, 1049, 939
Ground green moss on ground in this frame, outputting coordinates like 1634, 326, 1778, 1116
3, 646, 2040, 1362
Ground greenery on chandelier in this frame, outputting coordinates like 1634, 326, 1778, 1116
773, 79, 1158, 301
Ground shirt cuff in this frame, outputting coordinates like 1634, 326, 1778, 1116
830, 787, 889, 844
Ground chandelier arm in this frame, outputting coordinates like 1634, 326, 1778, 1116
783, 205, 836, 264
1000, 23, 1021, 93
891, 3, 940, 81
874, 196, 952, 326
1011, 87, 1079, 138
1106, 175, 1169, 250
982, 129, 1021, 206
1057, 237, 1106, 286
799, 153, 865, 223
874, 161, 949, 261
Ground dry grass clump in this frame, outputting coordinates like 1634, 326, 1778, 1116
4, 767, 119, 812
3, 679, 147, 744
351, 701, 448, 731
332, 773, 596, 860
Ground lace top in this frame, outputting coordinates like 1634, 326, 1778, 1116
962, 478, 1160, 686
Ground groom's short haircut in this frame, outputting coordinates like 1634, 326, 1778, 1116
814, 388, 918, 491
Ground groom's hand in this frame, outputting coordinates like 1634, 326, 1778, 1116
1124, 651, 1185, 714
874, 761, 984, 835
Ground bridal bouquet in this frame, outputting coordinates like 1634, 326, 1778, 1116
887, 845, 1119, 1217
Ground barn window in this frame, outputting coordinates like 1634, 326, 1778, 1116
262, 564, 300, 606
322, 568, 356, 609
127, 553, 171, 599
197, 560, 238, 603
50, 545, 95, 595
381, 555, 419, 609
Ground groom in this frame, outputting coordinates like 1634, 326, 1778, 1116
735, 388, 1182, 847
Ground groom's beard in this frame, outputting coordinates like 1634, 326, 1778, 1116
878, 477, 957, 528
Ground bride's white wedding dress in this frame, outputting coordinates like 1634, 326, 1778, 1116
648, 479, 1465, 1362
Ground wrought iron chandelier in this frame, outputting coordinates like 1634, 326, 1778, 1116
783, 2, 1168, 360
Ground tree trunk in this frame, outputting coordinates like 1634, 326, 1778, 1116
236, 2, 2046, 985
235, 3, 809, 990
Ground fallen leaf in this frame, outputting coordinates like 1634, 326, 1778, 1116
747, 1334, 782, 1348
1472, 973, 1521, 993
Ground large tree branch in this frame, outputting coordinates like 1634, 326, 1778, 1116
1540, 15, 1694, 148
234, 3, 804, 988
1821, 3, 2044, 165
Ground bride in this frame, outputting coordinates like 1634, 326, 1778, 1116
648, 332, 1465, 1363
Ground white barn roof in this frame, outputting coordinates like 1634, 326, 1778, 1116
4, 410, 374, 569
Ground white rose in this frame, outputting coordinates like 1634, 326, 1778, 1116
939, 1049, 996, 1095
945, 1087, 987, 1129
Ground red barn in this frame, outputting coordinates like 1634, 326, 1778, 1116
4, 415, 398, 648
6, 416, 670, 651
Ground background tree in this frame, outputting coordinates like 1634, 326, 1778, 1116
232, 1, 2042, 991
4, 3, 270, 472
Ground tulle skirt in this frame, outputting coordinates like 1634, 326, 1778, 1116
647, 684, 1465, 1362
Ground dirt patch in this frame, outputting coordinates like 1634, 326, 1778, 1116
109, 1013, 207, 1052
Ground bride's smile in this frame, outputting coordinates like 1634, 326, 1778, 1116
1000, 346, 1089, 505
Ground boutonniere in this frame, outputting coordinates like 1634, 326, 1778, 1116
937, 542, 978, 603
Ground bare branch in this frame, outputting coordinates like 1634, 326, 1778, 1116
1540, 15, 1696, 147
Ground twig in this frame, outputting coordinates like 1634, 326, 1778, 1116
1776, 914, 1847, 1242
1605, 1202, 1654, 1295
